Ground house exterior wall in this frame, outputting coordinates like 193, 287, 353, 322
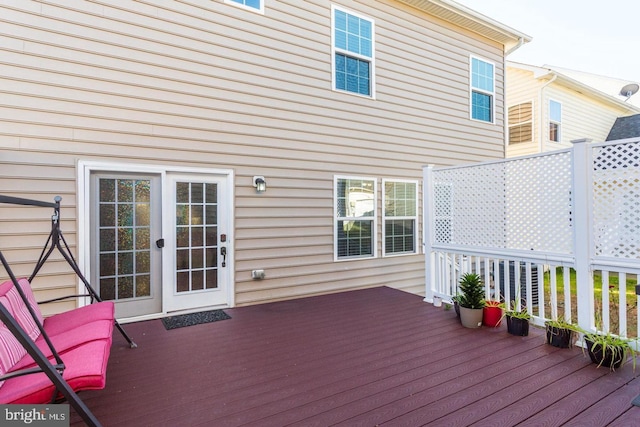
0, 0, 509, 314
505, 67, 541, 157
539, 85, 626, 151
506, 65, 637, 158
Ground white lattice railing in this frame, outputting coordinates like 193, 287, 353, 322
424, 137, 640, 341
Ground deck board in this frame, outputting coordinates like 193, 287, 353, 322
69, 287, 640, 426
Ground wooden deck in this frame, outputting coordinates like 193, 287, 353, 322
71, 287, 640, 426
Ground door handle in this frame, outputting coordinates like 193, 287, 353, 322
156, 238, 165, 248
220, 246, 227, 267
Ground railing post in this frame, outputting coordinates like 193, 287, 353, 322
423, 164, 435, 303
571, 138, 594, 332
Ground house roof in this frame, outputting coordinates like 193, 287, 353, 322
606, 114, 640, 141
507, 61, 640, 115
396, 0, 531, 52
547, 66, 640, 108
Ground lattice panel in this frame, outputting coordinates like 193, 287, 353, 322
505, 152, 573, 253
432, 151, 573, 253
593, 141, 640, 259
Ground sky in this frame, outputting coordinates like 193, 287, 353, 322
453, 0, 639, 83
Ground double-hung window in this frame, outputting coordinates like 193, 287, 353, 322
383, 180, 418, 256
335, 177, 376, 259
332, 6, 374, 97
225, 0, 263, 13
470, 56, 495, 123
549, 100, 562, 142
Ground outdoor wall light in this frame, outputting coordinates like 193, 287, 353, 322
253, 176, 266, 193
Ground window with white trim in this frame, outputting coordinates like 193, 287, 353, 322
508, 101, 533, 144
225, 0, 263, 13
383, 180, 418, 255
549, 99, 562, 142
335, 176, 376, 259
332, 6, 374, 97
470, 56, 495, 123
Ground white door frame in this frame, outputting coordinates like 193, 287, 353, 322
77, 160, 235, 322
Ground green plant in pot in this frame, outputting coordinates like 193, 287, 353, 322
503, 302, 531, 336
457, 273, 485, 329
545, 318, 582, 348
582, 332, 637, 371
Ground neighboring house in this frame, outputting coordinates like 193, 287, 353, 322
607, 114, 640, 141
0, 0, 529, 320
506, 62, 640, 158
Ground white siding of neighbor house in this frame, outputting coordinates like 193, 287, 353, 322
505, 67, 541, 157
539, 85, 628, 152
506, 65, 635, 158
0, 0, 507, 311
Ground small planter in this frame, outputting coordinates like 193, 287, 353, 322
433, 296, 442, 307
545, 323, 576, 348
459, 306, 483, 328
506, 315, 529, 336
483, 305, 503, 327
584, 336, 625, 370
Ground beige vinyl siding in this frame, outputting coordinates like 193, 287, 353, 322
540, 85, 628, 151
506, 67, 541, 157
0, 0, 507, 308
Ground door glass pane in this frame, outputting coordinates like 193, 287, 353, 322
175, 182, 219, 293
98, 178, 153, 301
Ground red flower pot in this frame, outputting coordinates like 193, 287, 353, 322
483, 305, 503, 327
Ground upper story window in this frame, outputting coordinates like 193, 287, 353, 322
383, 180, 418, 256
549, 100, 562, 142
332, 6, 374, 97
508, 101, 533, 144
225, 0, 264, 13
335, 176, 376, 260
470, 56, 495, 123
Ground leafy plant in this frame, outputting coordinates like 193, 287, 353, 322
458, 273, 485, 309
545, 318, 582, 332
504, 308, 531, 320
583, 332, 637, 371
485, 300, 504, 308
545, 319, 582, 348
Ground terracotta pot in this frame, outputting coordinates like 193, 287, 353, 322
459, 306, 483, 328
483, 306, 503, 327
506, 316, 529, 336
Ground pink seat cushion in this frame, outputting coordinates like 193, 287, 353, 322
11, 319, 115, 371
0, 279, 43, 341
0, 323, 28, 387
43, 302, 114, 336
0, 338, 112, 404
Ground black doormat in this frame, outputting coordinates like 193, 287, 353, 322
162, 310, 231, 330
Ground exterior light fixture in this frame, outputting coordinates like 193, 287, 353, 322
253, 176, 266, 193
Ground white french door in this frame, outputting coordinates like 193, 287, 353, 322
84, 163, 233, 319
90, 173, 163, 319
163, 173, 231, 313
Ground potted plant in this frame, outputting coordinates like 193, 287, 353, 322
583, 332, 637, 371
457, 273, 485, 329
483, 300, 503, 327
503, 302, 531, 336
545, 319, 581, 348
451, 294, 462, 318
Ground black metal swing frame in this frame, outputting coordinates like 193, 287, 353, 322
0, 195, 137, 427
